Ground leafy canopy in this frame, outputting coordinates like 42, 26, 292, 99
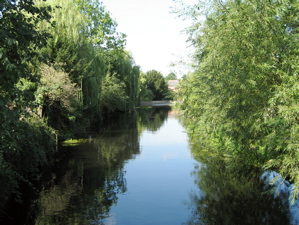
144, 70, 168, 100
178, 0, 299, 200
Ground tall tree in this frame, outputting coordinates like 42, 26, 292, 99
0, 0, 55, 208
36, 0, 136, 123
0, 0, 51, 104
36, 0, 105, 122
109, 51, 140, 109
178, 0, 299, 199
72, 0, 126, 50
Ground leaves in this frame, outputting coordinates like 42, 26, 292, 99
0, 0, 142, 210
144, 70, 168, 100
101, 73, 128, 113
38, 64, 81, 110
178, 0, 299, 199
73, 0, 126, 50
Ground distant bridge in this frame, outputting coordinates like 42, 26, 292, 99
140, 101, 174, 107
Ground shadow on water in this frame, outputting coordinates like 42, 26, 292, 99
186, 153, 291, 225
1, 106, 171, 225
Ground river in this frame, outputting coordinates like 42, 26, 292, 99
3, 107, 197, 224
2, 106, 297, 224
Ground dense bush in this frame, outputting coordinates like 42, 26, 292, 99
0, 110, 55, 207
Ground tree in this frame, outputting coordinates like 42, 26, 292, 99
72, 0, 126, 50
105, 50, 140, 111
0, 0, 55, 208
139, 72, 154, 101
144, 70, 168, 100
36, 0, 139, 121
165, 72, 177, 81
178, 0, 299, 199
36, 0, 105, 119
36, 64, 81, 129
101, 73, 128, 114
0, 0, 51, 104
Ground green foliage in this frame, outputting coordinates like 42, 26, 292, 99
0, 111, 55, 207
164, 89, 175, 100
35, 64, 82, 130
165, 72, 177, 81
101, 73, 129, 113
36, 0, 106, 119
144, 70, 169, 100
105, 50, 140, 111
15, 78, 38, 105
38, 64, 81, 111
139, 72, 154, 101
72, 0, 126, 50
0, 0, 141, 210
36, 0, 140, 120
0, 0, 51, 103
62, 138, 90, 146
0, 0, 55, 209
139, 87, 154, 101
178, 0, 299, 200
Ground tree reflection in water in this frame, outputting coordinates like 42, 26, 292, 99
34, 128, 137, 224
24, 107, 171, 225
186, 155, 291, 225
138, 106, 171, 133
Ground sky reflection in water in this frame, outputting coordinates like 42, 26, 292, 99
103, 115, 198, 225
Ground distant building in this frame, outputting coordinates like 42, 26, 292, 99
167, 80, 179, 92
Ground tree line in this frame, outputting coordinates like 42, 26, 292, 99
177, 0, 299, 201
0, 0, 175, 210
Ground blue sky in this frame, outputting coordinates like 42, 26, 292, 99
101, 0, 195, 77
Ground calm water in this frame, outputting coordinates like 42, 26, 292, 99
2, 107, 295, 224
102, 112, 197, 225
17, 107, 198, 225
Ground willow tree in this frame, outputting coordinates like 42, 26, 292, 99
102, 50, 140, 113
72, 0, 140, 113
36, 0, 134, 124
36, 0, 105, 123
179, 0, 299, 197
72, 0, 126, 50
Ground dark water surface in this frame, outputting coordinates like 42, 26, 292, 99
2, 107, 295, 225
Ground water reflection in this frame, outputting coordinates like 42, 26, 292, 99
34, 131, 137, 224
186, 154, 290, 225
3, 106, 293, 225
138, 106, 171, 133
23, 107, 171, 225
